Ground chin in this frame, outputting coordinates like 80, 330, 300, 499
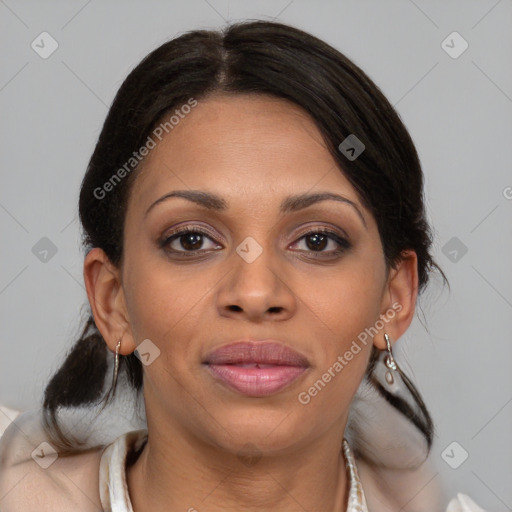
209, 404, 309, 453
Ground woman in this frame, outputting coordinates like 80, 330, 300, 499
0, 20, 484, 511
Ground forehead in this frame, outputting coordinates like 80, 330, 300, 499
129, 94, 360, 215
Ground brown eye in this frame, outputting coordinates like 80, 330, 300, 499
160, 227, 221, 254
291, 229, 351, 256
304, 232, 329, 251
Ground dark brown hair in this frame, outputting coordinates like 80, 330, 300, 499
42, 19, 446, 456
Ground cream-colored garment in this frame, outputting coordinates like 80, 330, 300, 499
97, 431, 486, 512
0, 406, 488, 511
0, 404, 21, 437
98, 430, 369, 512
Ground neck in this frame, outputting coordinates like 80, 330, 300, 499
126, 422, 350, 512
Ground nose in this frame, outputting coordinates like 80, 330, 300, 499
216, 242, 297, 322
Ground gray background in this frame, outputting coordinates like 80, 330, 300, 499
1, 0, 511, 509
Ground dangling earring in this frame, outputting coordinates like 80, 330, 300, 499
103, 338, 121, 405
93, 337, 123, 417
369, 332, 402, 395
111, 338, 121, 394
383, 332, 397, 385
344, 332, 434, 469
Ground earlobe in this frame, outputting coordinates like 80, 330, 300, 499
374, 250, 419, 350
83, 247, 136, 355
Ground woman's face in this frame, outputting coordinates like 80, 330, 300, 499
112, 94, 394, 454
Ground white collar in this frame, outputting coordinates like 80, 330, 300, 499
99, 430, 368, 512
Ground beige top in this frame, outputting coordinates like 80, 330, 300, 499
0, 408, 487, 511
97, 429, 486, 512
98, 430, 369, 512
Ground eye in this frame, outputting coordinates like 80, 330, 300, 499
290, 228, 351, 257
160, 226, 221, 256
159, 225, 351, 259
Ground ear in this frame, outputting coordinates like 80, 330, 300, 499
83, 247, 137, 355
374, 249, 419, 350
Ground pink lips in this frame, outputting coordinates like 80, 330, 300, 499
203, 340, 309, 397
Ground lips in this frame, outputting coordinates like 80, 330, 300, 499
204, 341, 310, 366
203, 340, 310, 397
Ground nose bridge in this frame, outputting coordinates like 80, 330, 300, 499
233, 233, 280, 295
230, 210, 277, 268
217, 231, 295, 318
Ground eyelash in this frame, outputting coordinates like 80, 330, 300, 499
159, 225, 351, 259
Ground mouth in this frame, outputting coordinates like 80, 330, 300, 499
203, 340, 310, 397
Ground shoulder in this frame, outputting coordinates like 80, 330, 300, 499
0, 410, 105, 512
446, 493, 486, 512
356, 457, 486, 512
355, 455, 444, 512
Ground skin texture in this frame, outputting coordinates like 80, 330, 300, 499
83, 93, 419, 512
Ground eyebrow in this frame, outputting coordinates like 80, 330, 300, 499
144, 190, 367, 228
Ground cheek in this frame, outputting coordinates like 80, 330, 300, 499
297, 282, 378, 422
122, 252, 213, 362
298, 253, 384, 395
305, 281, 379, 381
304, 254, 385, 341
